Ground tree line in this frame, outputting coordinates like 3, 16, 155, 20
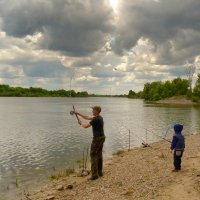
1, 74, 200, 101
128, 75, 200, 102
0, 85, 88, 97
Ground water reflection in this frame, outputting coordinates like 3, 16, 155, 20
0, 97, 199, 199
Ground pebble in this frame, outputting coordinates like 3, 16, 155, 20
66, 184, 73, 189
57, 185, 64, 191
46, 196, 55, 200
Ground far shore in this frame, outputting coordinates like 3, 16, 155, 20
155, 96, 199, 105
23, 133, 200, 200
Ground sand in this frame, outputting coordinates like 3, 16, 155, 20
156, 96, 196, 105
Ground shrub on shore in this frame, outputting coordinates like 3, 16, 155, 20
49, 168, 75, 180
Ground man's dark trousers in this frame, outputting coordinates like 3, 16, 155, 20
90, 136, 105, 178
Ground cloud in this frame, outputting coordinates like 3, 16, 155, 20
91, 63, 124, 78
112, 0, 200, 65
0, 65, 24, 79
0, 0, 115, 56
22, 60, 68, 78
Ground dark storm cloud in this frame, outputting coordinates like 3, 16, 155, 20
0, 56, 34, 67
22, 60, 68, 77
0, 0, 114, 56
71, 57, 96, 68
112, 0, 200, 64
0, 68, 19, 79
0, 57, 68, 78
167, 65, 188, 77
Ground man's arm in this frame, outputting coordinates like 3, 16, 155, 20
76, 112, 93, 120
78, 120, 91, 128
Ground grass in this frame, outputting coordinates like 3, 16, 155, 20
49, 168, 75, 180
76, 158, 84, 168
15, 177, 19, 188
113, 149, 125, 156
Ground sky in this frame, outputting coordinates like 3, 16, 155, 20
0, 0, 200, 95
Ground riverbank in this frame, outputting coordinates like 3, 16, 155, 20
23, 134, 200, 200
156, 96, 197, 105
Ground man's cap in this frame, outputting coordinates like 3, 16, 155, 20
91, 106, 101, 113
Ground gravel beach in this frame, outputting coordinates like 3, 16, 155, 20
23, 134, 200, 200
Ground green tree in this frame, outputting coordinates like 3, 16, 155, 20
143, 83, 151, 100
171, 78, 189, 96
128, 90, 136, 98
193, 74, 200, 97
0, 84, 90, 97
142, 78, 189, 101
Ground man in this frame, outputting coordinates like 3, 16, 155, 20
170, 123, 185, 172
75, 106, 105, 180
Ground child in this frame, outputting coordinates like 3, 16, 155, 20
170, 124, 185, 172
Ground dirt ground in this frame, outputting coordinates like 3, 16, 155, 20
23, 134, 200, 200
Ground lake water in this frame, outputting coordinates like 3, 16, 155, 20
0, 97, 200, 199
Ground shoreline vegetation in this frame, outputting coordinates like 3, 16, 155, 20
0, 84, 126, 97
1, 75, 200, 103
22, 134, 200, 200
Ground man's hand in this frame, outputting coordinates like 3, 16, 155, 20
78, 120, 91, 128
74, 112, 92, 120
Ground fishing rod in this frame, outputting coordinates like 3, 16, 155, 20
164, 126, 170, 138
70, 105, 80, 122
147, 129, 171, 143
162, 123, 184, 143
155, 134, 171, 143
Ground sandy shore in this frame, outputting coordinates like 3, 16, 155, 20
156, 96, 196, 105
24, 134, 200, 200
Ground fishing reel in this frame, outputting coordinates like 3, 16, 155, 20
70, 110, 75, 115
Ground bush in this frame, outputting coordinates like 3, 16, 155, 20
191, 96, 200, 103
113, 149, 125, 156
